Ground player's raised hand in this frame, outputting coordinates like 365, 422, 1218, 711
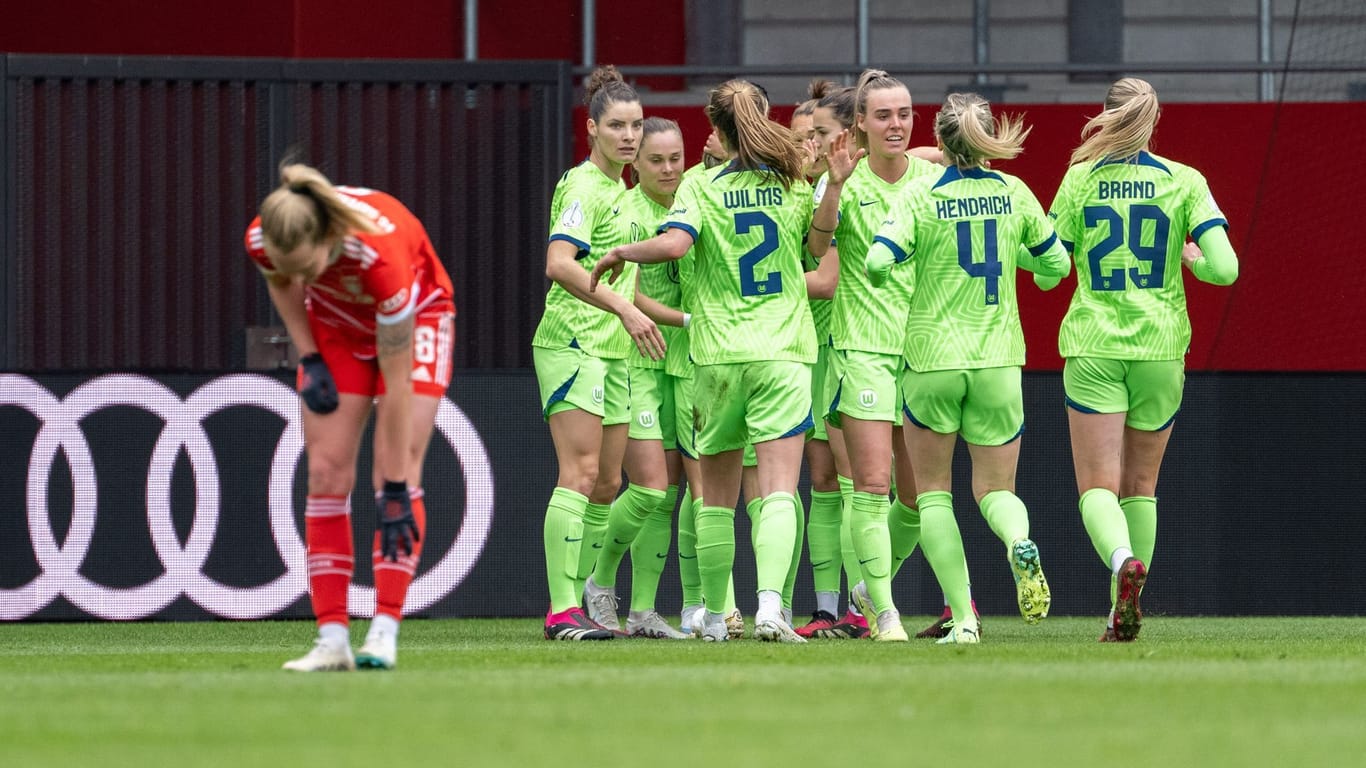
800, 136, 822, 177
590, 248, 628, 291
826, 130, 867, 186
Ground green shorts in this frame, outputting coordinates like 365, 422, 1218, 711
693, 361, 814, 456
673, 374, 697, 459
628, 366, 677, 449
533, 344, 630, 426
829, 348, 904, 427
808, 343, 831, 441
901, 366, 1023, 446
1063, 357, 1185, 431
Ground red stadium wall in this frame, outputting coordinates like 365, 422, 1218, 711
0, 0, 683, 87
585, 101, 1366, 372
1, 3, 1358, 371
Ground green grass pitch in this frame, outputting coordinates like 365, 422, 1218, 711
3, 616, 1365, 767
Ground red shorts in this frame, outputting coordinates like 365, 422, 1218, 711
301, 309, 456, 398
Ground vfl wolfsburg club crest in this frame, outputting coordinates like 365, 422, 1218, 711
858, 389, 878, 409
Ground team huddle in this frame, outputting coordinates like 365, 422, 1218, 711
245, 66, 1237, 670
533, 68, 1238, 647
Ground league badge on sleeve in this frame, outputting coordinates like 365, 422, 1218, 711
561, 201, 585, 229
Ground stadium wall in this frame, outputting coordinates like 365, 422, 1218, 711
3, 370, 1363, 621
578, 100, 1366, 372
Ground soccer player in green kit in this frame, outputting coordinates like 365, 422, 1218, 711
592, 80, 819, 644
792, 82, 870, 640
534, 66, 666, 641
867, 92, 1069, 644
580, 117, 695, 640
1045, 78, 1238, 642
807, 70, 943, 642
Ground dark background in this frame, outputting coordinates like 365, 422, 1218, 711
4, 370, 1362, 620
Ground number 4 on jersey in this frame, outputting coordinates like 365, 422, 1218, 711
956, 219, 1001, 305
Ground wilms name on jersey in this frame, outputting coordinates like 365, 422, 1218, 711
724, 187, 784, 210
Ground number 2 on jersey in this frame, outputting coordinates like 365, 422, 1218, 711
734, 211, 782, 297
956, 219, 1001, 305
1083, 204, 1170, 291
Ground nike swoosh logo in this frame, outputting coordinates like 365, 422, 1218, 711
811, 559, 832, 568
860, 200, 878, 207
591, 543, 604, 549
678, 553, 697, 559
655, 553, 668, 559
613, 538, 631, 545
859, 557, 878, 565
564, 537, 582, 542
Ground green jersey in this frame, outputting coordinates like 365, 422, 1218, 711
803, 243, 833, 347
870, 165, 1067, 372
624, 186, 684, 371
664, 163, 817, 366
824, 155, 940, 354
1049, 151, 1228, 361
532, 160, 639, 359
664, 247, 697, 379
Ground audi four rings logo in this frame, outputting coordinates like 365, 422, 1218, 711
0, 373, 495, 621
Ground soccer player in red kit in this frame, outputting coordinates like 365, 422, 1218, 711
245, 163, 456, 671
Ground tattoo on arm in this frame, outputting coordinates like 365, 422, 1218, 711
376, 317, 413, 359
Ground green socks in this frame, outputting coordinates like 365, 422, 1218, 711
781, 492, 805, 613
543, 487, 588, 613
807, 489, 843, 593
918, 490, 974, 628
575, 501, 610, 597
695, 505, 736, 613
837, 475, 861, 606
980, 489, 1030, 547
592, 484, 667, 590
753, 492, 798, 595
1120, 495, 1157, 568
850, 490, 893, 614
629, 484, 678, 613
677, 489, 702, 608
888, 498, 921, 579
1079, 488, 1131, 567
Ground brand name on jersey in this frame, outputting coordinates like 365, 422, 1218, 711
378, 287, 409, 314
935, 195, 1012, 219
1097, 181, 1156, 200
723, 187, 784, 209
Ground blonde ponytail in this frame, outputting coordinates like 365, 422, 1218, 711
259, 163, 378, 254
935, 92, 1030, 168
1069, 77, 1159, 166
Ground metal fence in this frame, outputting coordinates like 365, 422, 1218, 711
0, 55, 572, 371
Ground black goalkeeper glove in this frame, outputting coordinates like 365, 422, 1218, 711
377, 480, 420, 562
298, 353, 339, 414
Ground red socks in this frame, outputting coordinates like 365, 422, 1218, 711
373, 488, 428, 621
305, 495, 353, 627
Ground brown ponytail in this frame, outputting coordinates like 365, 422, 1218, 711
705, 80, 804, 189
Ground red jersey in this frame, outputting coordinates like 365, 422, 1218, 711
245, 187, 456, 355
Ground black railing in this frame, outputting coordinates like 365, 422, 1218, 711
0, 55, 573, 371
